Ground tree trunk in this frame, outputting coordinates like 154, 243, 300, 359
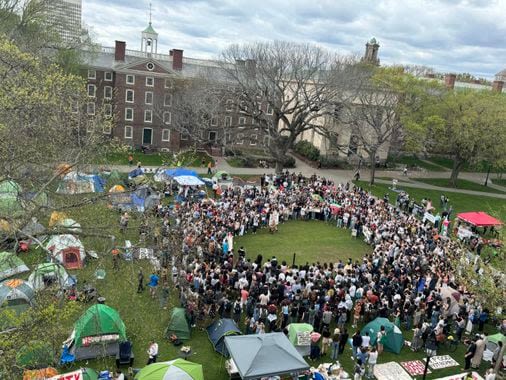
369, 153, 377, 186
450, 158, 463, 187
275, 160, 284, 174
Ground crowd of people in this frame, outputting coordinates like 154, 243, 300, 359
144, 171, 501, 378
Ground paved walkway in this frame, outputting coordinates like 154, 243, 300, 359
93, 155, 506, 198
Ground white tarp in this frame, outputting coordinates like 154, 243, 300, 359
174, 175, 205, 186
433, 372, 483, 380
373, 362, 412, 380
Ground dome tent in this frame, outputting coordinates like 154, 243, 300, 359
207, 318, 242, 356
165, 307, 190, 340
0, 279, 35, 311
361, 317, 405, 354
28, 262, 74, 291
0, 251, 29, 281
46, 234, 86, 269
135, 359, 204, 380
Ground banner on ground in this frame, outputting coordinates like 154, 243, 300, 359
401, 360, 431, 376
427, 355, 460, 370
423, 212, 436, 224
297, 331, 311, 346
373, 362, 412, 380
50, 370, 83, 380
433, 372, 484, 380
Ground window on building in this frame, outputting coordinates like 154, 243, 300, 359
238, 117, 246, 127
163, 111, 171, 125
125, 89, 134, 103
104, 103, 112, 118
250, 134, 258, 145
266, 104, 273, 115
126, 74, 135, 85
87, 84, 96, 97
124, 125, 133, 139
225, 132, 232, 144
164, 93, 172, 106
225, 116, 232, 127
211, 117, 218, 126
145, 91, 153, 105
104, 71, 113, 81
104, 86, 113, 100
103, 124, 112, 134
125, 108, 134, 121
71, 101, 79, 114
87, 70, 96, 79
162, 129, 170, 141
86, 102, 95, 115
239, 100, 247, 113
146, 77, 154, 87
208, 131, 217, 142
236, 133, 244, 145
180, 132, 189, 141
226, 99, 234, 112
144, 110, 153, 123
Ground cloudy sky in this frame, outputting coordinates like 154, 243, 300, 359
83, 0, 505, 79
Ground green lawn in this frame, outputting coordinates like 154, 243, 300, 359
235, 220, 371, 265
414, 178, 506, 194
387, 155, 447, 171
427, 157, 504, 173
355, 180, 506, 225
99, 150, 214, 167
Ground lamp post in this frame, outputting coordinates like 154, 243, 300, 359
423, 336, 437, 380
422, 349, 433, 380
484, 163, 491, 187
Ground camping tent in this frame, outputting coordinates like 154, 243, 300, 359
55, 218, 82, 233
28, 262, 74, 291
486, 333, 506, 356
439, 287, 461, 316
0, 251, 29, 281
46, 234, 86, 269
128, 168, 144, 179
109, 184, 125, 193
457, 212, 503, 227
134, 359, 204, 380
207, 318, 242, 356
57, 172, 105, 194
224, 333, 309, 380
111, 186, 160, 212
164, 168, 198, 178
361, 317, 405, 354
287, 323, 314, 356
0, 180, 23, 216
0, 279, 35, 311
165, 307, 190, 340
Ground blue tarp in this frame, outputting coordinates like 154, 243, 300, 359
128, 168, 144, 178
207, 318, 242, 356
164, 168, 198, 178
90, 175, 105, 193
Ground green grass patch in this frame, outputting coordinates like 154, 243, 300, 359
388, 155, 447, 171
235, 220, 371, 265
426, 157, 504, 173
355, 180, 506, 225
226, 157, 246, 168
414, 178, 506, 194
492, 178, 506, 187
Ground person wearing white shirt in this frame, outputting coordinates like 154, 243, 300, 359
147, 340, 159, 364
361, 332, 371, 348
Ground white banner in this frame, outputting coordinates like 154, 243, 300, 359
50, 370, 83, 380
423, 212, 436, 224
427, 355, 460, 370
373, 362, 412, 380
433, 372, 483, 380
297, 331, 311, 346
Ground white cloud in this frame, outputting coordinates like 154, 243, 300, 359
82, 0, 505, 78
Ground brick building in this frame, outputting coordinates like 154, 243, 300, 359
84, 22, 262, 153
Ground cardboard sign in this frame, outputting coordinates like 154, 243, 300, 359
401, 360, 431, 376
423, 212, 436, 224
50, 370, 83, 380
427, 355, 460, 370
373, 362, 412, 380
433, 372, 483, 380
297, 331, 311, 346
81, 333, 119, 346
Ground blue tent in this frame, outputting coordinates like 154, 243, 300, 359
128, 168, 144, 179
207, 318, 242, 356
164, 168, 198, 178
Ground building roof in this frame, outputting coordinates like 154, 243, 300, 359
495, 68, 506, 79
143, 22, 157, 35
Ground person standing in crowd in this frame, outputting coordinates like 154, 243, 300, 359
137, 269, 144, 293
352, 330, 363, 360
111, 246, 120, 271
119, 212, 129, 234
367, 347, 378, 379
339, 328, 349, 355
472, 333, 487, 369
331, 328, 340, 361
207, 161, 213, 175
147, 340, 158, 364
463, 338, 477, 371
148, 271, 159, 299
376, 326, 386, 355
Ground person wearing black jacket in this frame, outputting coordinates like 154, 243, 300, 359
463, 338, 477, 370
352, 330, 363, 360
339, 328, 349, 355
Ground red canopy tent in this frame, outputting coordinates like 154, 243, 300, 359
457, 212, 503, 227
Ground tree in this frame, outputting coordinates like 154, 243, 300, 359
0, 35, 110, 245
218, 41, 359, 172
422, 89, 506, 186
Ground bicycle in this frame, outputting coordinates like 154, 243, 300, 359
442, 334, 459, 352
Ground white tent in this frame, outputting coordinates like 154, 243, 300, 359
46, 234, 86, 269
174, 175, 205, 186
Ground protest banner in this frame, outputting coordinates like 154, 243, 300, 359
373, 362, 412, 380
427, 355, 460, 370
401, 360, 431, 376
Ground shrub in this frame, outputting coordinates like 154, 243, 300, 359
294, 140, 320, 161
320, 155, 344, 168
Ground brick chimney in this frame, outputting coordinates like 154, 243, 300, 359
170, 49, 183, 71
444, 73, 456, 89
492, 80, 504, 93
115, 41, 126, 62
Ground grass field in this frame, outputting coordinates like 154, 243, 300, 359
413, 178, 505, 194
235, 220, 371, 265
355, 181, 506, 224
492, 178, 506, 187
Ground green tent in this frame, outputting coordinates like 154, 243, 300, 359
73, 304, 127, 348
28, 262, 72, 291
287, 323, 313, 356
487, 333, 506, 352
165, 307, 190, 340
361, 317, 405, 354
0, 251, 29, 281
135, 359, 204, 380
